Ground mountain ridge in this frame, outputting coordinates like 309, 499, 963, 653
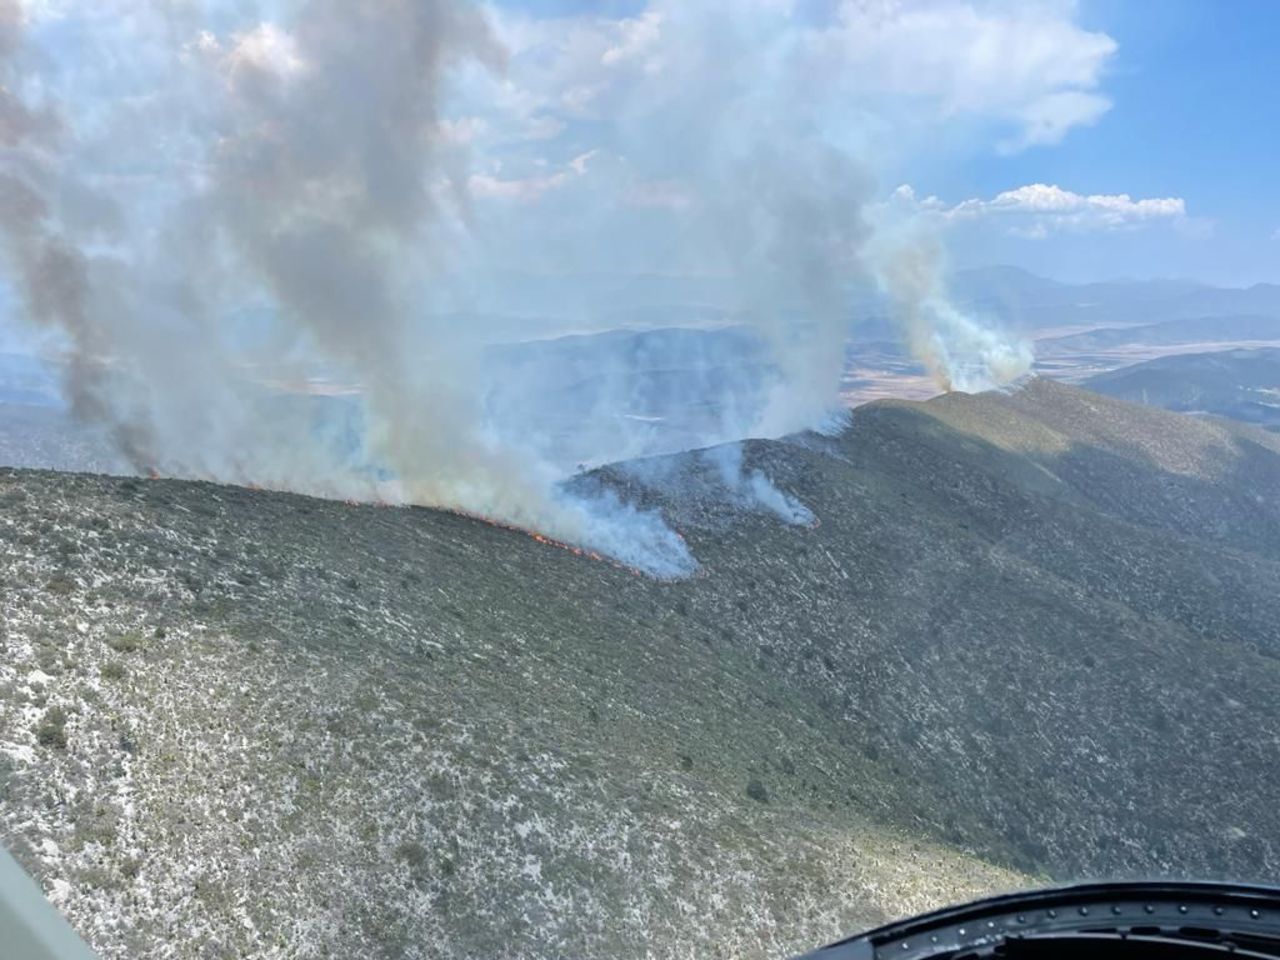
1084, 347, 1280, 432
2, 378, 1279, 958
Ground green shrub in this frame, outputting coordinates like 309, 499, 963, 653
36, 707, 67, 750
100, 661, 127, 681
107, 632, 142, 654
44, 576, 75, 596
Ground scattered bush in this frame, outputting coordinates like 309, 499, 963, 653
745, 777, 769, 804
107, 632, 142, 654
35, 707, 68, 750
100, 661, 127, 681
44, 576, 75, 596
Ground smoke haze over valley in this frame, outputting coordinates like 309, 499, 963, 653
0, 0, 1049, 575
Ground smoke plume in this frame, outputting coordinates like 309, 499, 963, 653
0, 0, 1036, 575
0, 0, 147, 462
704, 444, 814, 527
873, 228, 1033, 391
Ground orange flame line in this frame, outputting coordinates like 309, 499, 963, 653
446, 506, 644, 576
186, 476, 646, 576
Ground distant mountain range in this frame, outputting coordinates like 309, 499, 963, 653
1085, 347, 1280, 431
6, 266, 1280, 473
479, 265, 1280, 338
953, 265, 1280, 335
1038, 314, 1280, 355
4, 379, 1280, 958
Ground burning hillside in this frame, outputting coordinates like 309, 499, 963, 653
3, 380, 1280, 958
0, 0, 1033, 581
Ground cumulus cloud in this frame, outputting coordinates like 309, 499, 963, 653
468, 0, 1117, 160
567, 149, 597, 175
893, 182, 1187, 236
467, 150, 596, 202
438, 115, 488, 145
220, 22, 306, 80
780, 0, 1116, 148
600, 10, 662, 67
1004, 89, 1111, 151
469, 169, 569, 202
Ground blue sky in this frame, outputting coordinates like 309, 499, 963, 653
900, 0, 1280, 284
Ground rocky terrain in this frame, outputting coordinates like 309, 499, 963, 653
2, 378, 1279, 958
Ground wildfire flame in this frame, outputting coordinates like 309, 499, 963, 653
447, 506, 646, 576
143, 470, 652, 576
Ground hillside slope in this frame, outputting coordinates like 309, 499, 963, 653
2, 378, 1279, 958
1085, 347, 1280, 431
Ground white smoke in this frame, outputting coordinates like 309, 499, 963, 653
0, 0, 697, 575
0, 0, 372, 494
0, 0, 1045, 575
871, 222, 1033, 391
704, 444, 814, 527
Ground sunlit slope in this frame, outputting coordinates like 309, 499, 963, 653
0, 472, 1028, 957
3, 377, 1280, 957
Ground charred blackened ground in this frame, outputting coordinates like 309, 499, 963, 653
2, 378, 1279, 958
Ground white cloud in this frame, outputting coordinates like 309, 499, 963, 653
467, 150, 597, 203
1002, 89, 1111, 150
568, 149, 598, 175
468, 170, 569, 202
894, 182, 1186, 236
600, 11, 662, 67
438, 116, 488, 146
523, 115, 566, 140
809, 0, 1118, 148
472, 0, 1119, 166
223, 22, 306, 81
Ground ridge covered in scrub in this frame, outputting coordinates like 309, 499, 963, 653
2, 379, 1279, 958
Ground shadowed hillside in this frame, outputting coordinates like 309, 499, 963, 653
1085, 347, 1280, 431
2, 379, 1279, 958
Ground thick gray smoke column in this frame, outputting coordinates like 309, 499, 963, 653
504, 0, 1023, 456
0, 0, 1031, 575
713, 143, 873, 437
199, 1, 690, 574
593, 5, 876, 441
203, 0, 504, 501
0, 1, 370, 493
0, 0, 693, 575
0, 0, 151, 464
